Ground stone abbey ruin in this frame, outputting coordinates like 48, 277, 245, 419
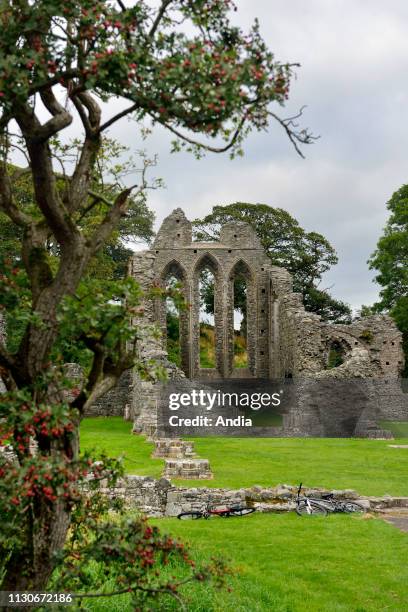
1, 208, 407, 480
90, 208, 407, 446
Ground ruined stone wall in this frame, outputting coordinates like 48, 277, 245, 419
137, 209, 290, 380
142, 208, 404, 384
273, 284, 405, 381
126, 251, 168, 434
89, 208, 407, 437
322, 316, 404, 378
98, 475, 408, 517
97, 475, 172, 517
85, 370, 132, 417
274, 292, 325, 377
272, 289, 407, 432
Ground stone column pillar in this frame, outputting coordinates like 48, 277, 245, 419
183, 279, 193, 379
129, 251, 163, 432
191, 273, 200, 378
219, 276, 231, 378
246, 277, 257, 376
269, 296, 280, 379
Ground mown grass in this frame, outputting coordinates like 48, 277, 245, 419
80, 513, 408, 612
80, 418, 408, 496
380, 420, 408, 438
183, 436, 408, 495
79, 419, 408, 610
80, 417, 163, 478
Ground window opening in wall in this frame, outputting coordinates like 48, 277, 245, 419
199, 268, 216, 368
165, 275, 181, 367
326, 340, 346, 369
233, 275, 248, 368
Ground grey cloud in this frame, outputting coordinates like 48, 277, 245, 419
105, 1, 408, 311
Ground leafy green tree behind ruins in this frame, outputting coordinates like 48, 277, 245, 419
369, 185, 408, 376
194, 202, 352, 324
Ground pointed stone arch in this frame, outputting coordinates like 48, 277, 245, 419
227, 258, 254, 282
227, 259, 257, 376
160, 258, 188, 283
193, 252, 222, 280
192, 252, 223, 377
158, 258, 191, 377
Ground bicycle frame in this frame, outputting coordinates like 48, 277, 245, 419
205, 501, 252, 518
205, 502, 232, 517
296, 483, 327, 514
296, 484, 364, 514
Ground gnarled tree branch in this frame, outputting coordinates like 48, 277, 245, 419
65, 93, 102, 212
149, 111, 248, 154
0, 162, 32, 226
87, 184, 139, 254
268, 106, 319, 158
98, 103, 139, 134
149, 0, 175, 38
15, 106, 78, 246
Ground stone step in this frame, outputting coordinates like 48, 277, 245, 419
152, 438, 196, 459
163, 458, 213, 480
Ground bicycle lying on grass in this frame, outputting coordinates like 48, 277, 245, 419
296, 483, 365, 516
178, 502, 255, 520
295, 483, 328, 516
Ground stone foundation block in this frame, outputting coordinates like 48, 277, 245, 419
163, 458, 213, 479
152, 438, 195, 459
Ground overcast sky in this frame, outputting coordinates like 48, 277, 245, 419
106, 0, 408, 311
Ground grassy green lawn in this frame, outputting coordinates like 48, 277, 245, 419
79, 419, 408, 610
380, 420, 408, 438
80, 417, 163, 478
83, 513, 408, 612
80, 417, 408, 496
185, 436, 408, 495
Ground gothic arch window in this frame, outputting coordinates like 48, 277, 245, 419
193, 254, 222, 374
160, 260, 190, 375
228, 259, 255, 375
161, 259, 187, 284
193, 253, 221, 279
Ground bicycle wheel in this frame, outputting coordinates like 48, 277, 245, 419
343, 502, 365, 513
296, 501, 328, 517
228, 507, 255, 517
177, 512, 203, 520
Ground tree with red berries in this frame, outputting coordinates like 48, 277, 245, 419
0, 0, 312, 601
